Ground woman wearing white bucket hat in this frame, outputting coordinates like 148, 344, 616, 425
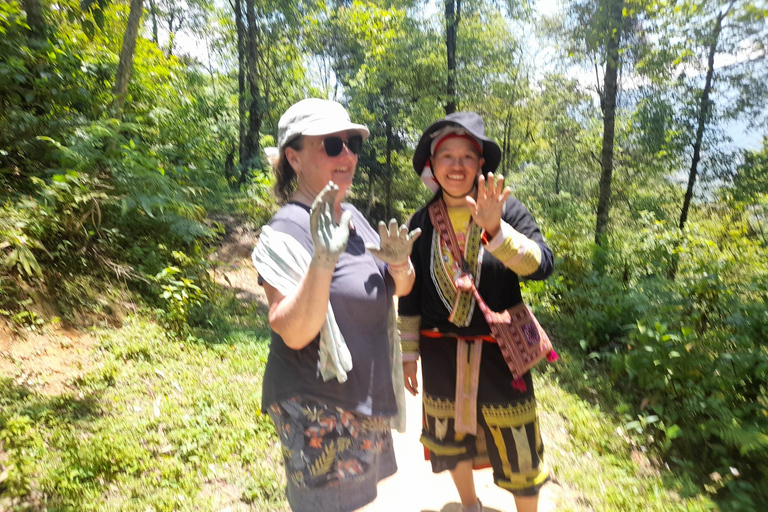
399, 111, 556, 512
252, 98, 421, 512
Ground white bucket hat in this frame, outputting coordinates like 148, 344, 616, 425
277, 98, 370, 152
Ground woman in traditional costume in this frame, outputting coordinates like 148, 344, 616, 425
399, 112, 554, 512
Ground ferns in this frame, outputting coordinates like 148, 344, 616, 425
719, 427, 768, 457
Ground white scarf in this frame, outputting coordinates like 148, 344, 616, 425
252, 225, 352, 383
252, 225, 406, 432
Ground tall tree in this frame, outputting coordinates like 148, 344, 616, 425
148, 0, 160, 44
557, 0, 642, 245
444, 0, 460, 114
239, 0, 262, 186
458, 6, 531, 175
594, 0, 624, 244
215, 0, 307, 186
678, 2, 730, 230
20, 0, 46, 39
535, 74, 595, 195
229, 0, 247, 177
672, 0, 767, 230
113, 0, 145, 118
310, 2, 441, 219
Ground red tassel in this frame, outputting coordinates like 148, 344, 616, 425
511, 378, 527, 392
546, 350, 559, 363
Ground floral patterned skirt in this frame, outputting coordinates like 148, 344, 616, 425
268, 396, 397, 512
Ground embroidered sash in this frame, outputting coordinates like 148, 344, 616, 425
428, 199, 483, 327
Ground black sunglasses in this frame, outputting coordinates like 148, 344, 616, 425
322, 135, 363, 157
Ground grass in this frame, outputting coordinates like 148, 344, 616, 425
535, 346, 717, 511
0, 293, 289, 512
0, 284, 724, 512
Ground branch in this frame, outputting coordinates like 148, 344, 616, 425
589, 150, 602, 167
722, 0, 737, 20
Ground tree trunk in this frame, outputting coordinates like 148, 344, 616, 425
502, 110, 511, 174
594, 0, 623, 246
167, 13, 176, 57
113, 0, 145, 119
445, 0, 460, 115
554, 148, 562, 195
679, 11, 725, 230
233, 0, 247, 169
385, 117, 393, 220
21, 0, 46, 39
365, 171, 375, 218
206, 35, 217, 97
148, 0, 159, 44
240, 0, 262, 187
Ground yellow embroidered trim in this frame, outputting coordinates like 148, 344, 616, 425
431, 229, 460, 312
488, 225, 542, 277
495, 461, 550, 490
401, 340, 420, 354
510, 425, 534, 472
490, 229, 525, 261
488, 424, 513, 478
507, 242, 541, 276
398, 315, 421, 333
481, 400, 537, 428
535, 417, 542, 452
423, 394, 456, 420
420, 435, 468, 456
464, 222, 484, 273
430, 223, 484, 327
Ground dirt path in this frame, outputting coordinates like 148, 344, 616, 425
359, 388, 562, 512
0, 323, 98, 396
209, 214, 269, 305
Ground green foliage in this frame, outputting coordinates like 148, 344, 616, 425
530, 185, 768, 509
0, 1, 234, 333
154, 260, 208, 335
729, 141, 768, 244
0, 312, 284, 511
0, 205, 47, 279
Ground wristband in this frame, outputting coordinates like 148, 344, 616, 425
387, 257, 413, 276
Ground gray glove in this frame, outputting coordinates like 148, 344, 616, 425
310, 182, 352, 270
365, 219, 422, 266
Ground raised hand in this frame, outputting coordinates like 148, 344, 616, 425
466, 172, 511, 237
365, 219, 422, 266
310, 182, 352, 270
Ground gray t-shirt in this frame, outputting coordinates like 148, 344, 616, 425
259, 201, 397, 416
